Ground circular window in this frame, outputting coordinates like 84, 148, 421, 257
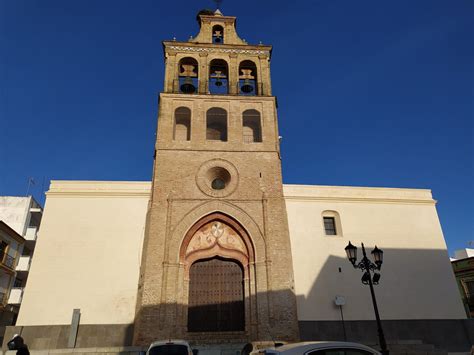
212, 178, 225, 190
196, 159, 238, 197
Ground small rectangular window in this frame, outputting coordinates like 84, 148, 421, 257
0, 241, 8, 255
465, 280, 474, 296
14, 278, 22, 288
324, 217, 337, 235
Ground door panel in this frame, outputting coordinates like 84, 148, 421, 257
188, 257, 244, 332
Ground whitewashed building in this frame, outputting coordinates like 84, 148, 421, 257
4, 9, 472, 355
0, 196, 42, 313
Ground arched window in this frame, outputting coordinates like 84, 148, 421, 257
322, 210, 343, 237
209, 59, 229, 95
174, 107, 191, 141
242, 109, 262, 143
212, 25, 224, 44
206, 108, 227, 141
239, 60, 258, 96
178, 57, 198, 94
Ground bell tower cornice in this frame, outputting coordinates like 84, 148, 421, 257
163, 41, 272, 58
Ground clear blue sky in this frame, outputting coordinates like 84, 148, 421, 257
1, 1, 472, 255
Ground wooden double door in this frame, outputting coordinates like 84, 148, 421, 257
187, 257, 245, 332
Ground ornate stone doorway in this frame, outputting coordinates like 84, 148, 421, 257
180, 214, 254, 334
188, 257, 244, 332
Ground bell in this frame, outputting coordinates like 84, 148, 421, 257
241, 79, 254, 93
180, 77, 196, 94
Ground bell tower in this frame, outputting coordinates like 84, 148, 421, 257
134, 9, 299, 345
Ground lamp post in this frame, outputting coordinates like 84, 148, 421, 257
345, 242, 389, 355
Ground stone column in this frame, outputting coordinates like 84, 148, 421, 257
198, 52, 208, 94
165, 53, 177, 93
229, 53, 239, 95
259, 55, 271, 96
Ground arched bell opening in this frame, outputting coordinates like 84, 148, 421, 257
179, 213, 256, 334
239, 60, 258, 96
212, 25, 224, 44
209, 59, 229, 94
178, 57, 199, 94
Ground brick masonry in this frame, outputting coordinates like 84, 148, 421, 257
133, 11, 300, 346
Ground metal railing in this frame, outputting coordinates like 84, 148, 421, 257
174, 77, 200, 94
170, 79, 267, 96
1, 253, 15, 269
237, 80, 263, 96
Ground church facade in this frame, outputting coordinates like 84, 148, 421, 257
5, 10, 470, 353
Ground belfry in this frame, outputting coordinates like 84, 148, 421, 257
133, 9, 300, 344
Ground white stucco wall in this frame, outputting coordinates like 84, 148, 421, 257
17, 181, 150, 326
0, 196, 31, 236
284, 184, 466, 321
18, 180, 465, 326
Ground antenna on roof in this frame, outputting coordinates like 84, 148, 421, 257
26, 177, 35, 196
213, 0, 222, 10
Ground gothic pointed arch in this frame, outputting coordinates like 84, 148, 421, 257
179, 212, 255, 272
169, 200, 266, 264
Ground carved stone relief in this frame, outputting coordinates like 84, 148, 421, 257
186, 220, 248, 258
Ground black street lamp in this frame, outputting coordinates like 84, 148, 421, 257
345, 242, 389, 355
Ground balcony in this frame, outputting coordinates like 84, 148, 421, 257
7, 288, 23, 304
16, 256, 31, 272
25, 226, 38, 241
0, 292, 6, 306
1, 253, 15, 270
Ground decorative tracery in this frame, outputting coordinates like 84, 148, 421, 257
180, 213, 255, 275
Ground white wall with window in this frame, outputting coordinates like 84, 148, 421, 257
284, 184, 466, 321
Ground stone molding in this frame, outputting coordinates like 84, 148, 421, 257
195, 159, 239, 198
167, 45, 270, 56
179, 213, 254, 276
168, 200, 266, 264
46, 180, 151, 198
283, 184, 436, 205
